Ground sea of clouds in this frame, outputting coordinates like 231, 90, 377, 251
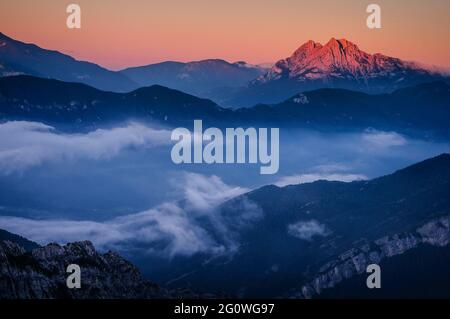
0, 121, 172, 173
0, 171, 259, 257
1, 121, 450, 259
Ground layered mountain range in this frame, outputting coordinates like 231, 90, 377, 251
1, 32, 448, 107
120, 59, 267, 99
0, 32, 266, 99
0, 32, 137, 92
2, 154, 450, 298
151, 154, 450, 298
227, 38, 449, 106
1, 75, 449, 138
1, 31, 450, 300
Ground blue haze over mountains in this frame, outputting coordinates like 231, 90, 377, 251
1, 31, 450, 298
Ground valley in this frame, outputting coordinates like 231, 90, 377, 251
1, 30, 450, 300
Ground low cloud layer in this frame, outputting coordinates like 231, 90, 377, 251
361, 129, 407, 148
287, 220, 329, 241
274, 129, 409, 187
181, 173, 248, 212
0, 173, 254, 257
0, 121, 172, 173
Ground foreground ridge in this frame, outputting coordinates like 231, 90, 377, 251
0, 239, 216, 299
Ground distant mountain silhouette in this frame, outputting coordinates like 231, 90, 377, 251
0, 32, 138, 92
0, 32, 268, 100
120, 59, 267, 101
1, 75, 450, 138
0, 75, 227, 129
2, 33, 449, 108
235, 80, 450, 137
227, 38, 449, 107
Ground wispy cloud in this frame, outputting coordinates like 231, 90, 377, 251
287, 220, 329, 241
0, 121, 171, 173
0, 173, 256, 258
181, 173, 248, 212
361, 129, 407, 148
275, 131, 397, 187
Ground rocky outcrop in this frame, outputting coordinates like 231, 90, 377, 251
0, 240, 210, 299
0, 229, 39, 251
258, 38, 431, 85
228, 38, 448, 107
293, 215, 450, 299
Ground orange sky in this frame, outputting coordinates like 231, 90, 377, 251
1, 0, 450, 70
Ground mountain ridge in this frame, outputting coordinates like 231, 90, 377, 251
227, 38, 449, 107
120, 58, 267, 100
1, 75, 450, 138
0, 32, 267, 100
0, 228, 40, 252
0, 32, 138, 92
3, 33, 449, 108
1, 154, 450, 298
0, 238, 216, 299
0, 75, 226, 129
158, 153, 450, 297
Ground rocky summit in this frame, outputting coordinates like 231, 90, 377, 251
227, 38, 448, 106
0, 239, 207, 299
259, 38, 423, 83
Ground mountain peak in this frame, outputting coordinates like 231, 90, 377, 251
324, 38, 358, 50
233, 36, 448, 106
325, 37, 339, 45
291, 40, 322, 58
260, 37, 424, 85
294, 38, 358, 53
0, 237, 209, 298
282, 38, 374, 79
303, 39, 323, 49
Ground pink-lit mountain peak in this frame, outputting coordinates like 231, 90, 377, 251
288, 38, 377, 75
293, 38, 356, 55
291, 38, 358, 59
260, 37, 424, 83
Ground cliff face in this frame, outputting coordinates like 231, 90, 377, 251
0, 240, 205, 299
295, 215, 450, 299
259, 38, 422, 84
2, 215, 450, 300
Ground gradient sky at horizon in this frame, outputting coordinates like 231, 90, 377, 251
1, 0, 450, 70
